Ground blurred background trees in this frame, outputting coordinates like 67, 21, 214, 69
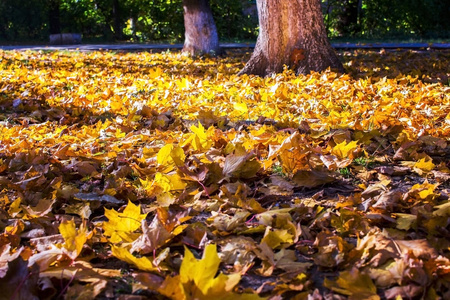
0, 0, 448, 43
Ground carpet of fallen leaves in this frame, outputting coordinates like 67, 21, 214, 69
0, 48, 449, 300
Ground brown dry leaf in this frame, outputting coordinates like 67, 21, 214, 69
219, 236, 257, 270
222, 146, 261, 179
130, 217, 173, 255
361, 180, 391, 200
324, 268, 380, 300
371, 190, 402, 212
314, 233, 353, 268
394, 239, 437, 259
27, 245, 65, 272
291, 170, 335, 188
0, 257, 40, 300
0, 245, 23, 277
384, 285, 423, 299
64, 280, 108, 300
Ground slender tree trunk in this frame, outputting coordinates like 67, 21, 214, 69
239, 0, 344, 76
112, 0, 123, 40
48, 0, 61, 35
182, 0, 222, 56
336, 0, 360, 35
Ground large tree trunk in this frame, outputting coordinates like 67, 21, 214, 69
182, 0, 222, 56
239, 0, 344, 76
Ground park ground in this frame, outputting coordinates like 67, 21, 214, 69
0, 48, 449, 299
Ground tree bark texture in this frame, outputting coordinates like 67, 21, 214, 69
240, 0, 344, 76
182, 0, 222, 55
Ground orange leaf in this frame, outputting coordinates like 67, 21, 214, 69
291, 48, 305, 65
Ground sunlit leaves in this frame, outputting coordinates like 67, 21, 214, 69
182, 122, 214, 151
102, 201, 147, 243
331, 140, 359, 160
157, 144, 185, 167
59, 219, 89, 259
261, 227, 294, 249
413, 157, 435, 174
408, 181, 439, 201
111, 245, 158, 272
159, 244, 262, 300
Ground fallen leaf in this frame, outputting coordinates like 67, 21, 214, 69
159, 244, 263, 299
292, 170, 335, 188
59, 218, 88, 259
413, 157, 435, 175
0, 257, 40, 300
111, 245, 158, 272
324, 268, 380, 300
103, 201, 148, 243
223, 146, 260, 179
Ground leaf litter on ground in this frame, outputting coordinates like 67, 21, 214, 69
0, 48, 449, 299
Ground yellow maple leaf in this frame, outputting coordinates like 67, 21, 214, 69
278, 147, 309, 174
103, 201, 147, 243
154, 172, 172, 193
159, 244, 263, 300
111, 245, 157, 272
157, 145, 173, 165
413, 157, 435, 174
261, 227, 294, 249
324, 268, 380, 300
395, 213, 417, 230
331, 140, 359, 160
157, 144, 185, 167
233, 102, 248, 115
181, 122, 213, 151
59, 219, 88, 259
142, 172, 187, 199
410, 181, 439, 200
149, 67, 163, 79
433, 201, 450, 217
8, 197, 22, 217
